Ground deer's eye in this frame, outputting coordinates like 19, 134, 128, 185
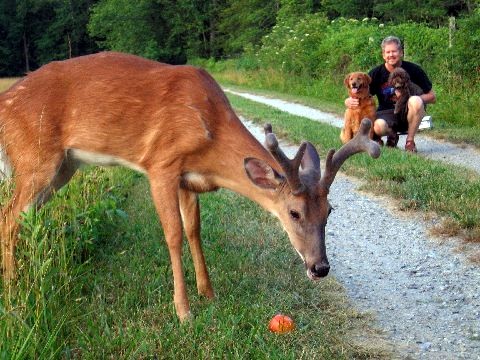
289, 210, 301, 220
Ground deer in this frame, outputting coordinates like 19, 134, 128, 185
0, 52, 380, 321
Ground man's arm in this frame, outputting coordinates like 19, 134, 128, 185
345, 97, 359, 108
420, 90, 436, 105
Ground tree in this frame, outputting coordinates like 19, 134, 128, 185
88, 0, 199, 63
217, 0, 278, 56
175, 0, 227, 59
321, 0, 375, 19
0, 0, 98, 76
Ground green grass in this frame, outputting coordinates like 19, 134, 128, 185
1, 166, 391, 358
227, 93, 480, 245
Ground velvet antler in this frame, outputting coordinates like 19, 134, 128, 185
264, 124, 307, 195
319, 118, 380, 190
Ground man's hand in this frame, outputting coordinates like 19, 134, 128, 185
345, 97, 359, 109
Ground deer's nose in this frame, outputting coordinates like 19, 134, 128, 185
310, 263, 330, 278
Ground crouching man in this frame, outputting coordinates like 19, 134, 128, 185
345, 35, 436, 153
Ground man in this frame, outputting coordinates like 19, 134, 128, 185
345, 36, 436, 152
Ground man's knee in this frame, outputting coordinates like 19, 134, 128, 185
374, 118, 390, 136
407, 96, 425, 123
408, 96, 424, 113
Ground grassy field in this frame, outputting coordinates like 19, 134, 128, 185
0, 165, 392, 358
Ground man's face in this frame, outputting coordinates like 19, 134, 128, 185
382, 43, 403, 67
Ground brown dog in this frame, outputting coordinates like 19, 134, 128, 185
388, 67, 423, 122
341, 72, 376, 144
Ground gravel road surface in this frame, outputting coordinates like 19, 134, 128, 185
237, 91, 480, 359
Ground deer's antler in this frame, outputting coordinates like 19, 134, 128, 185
264, 124, 307, 195
319, 118, 380, 190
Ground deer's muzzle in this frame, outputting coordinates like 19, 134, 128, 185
307, 262, 330, 280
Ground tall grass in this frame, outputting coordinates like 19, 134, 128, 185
1, 168, 138, 358
1, 165, 391, 358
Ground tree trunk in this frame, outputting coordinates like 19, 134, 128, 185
23, 32, 30, 73
67, 33, 72, 58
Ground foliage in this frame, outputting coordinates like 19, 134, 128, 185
217, 0, 278, 56
257, 13, 330, 76
1, 0, 479, 76
449, 9, 480, 76
88, 0, 185, 62
0, 0, 97, 76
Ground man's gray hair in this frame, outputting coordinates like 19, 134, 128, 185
381, 36, 402, 51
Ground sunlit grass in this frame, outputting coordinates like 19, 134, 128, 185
0, 78, 19, 93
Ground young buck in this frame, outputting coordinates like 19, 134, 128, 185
0, 52, 380, 321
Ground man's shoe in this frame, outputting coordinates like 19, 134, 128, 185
386, 133, 399, 148
405, 140, 417, 153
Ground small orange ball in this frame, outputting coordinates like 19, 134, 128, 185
268, 314, 295, 333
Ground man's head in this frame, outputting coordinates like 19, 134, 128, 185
381, 36, 403, 68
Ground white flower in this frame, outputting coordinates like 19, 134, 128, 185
379, 23, 385, 28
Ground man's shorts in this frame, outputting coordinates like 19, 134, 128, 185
376, 109, 408, 134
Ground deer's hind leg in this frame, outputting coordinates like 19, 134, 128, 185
1, 153, 76, 281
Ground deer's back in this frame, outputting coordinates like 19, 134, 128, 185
0, 52, 239, 170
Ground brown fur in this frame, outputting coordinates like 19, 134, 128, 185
0, 52, 342, 321
341, 72, 376, 144
388, 67, 423, 121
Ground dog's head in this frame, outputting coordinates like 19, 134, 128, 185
388, 67, 410, 91
344, 72, 371, 98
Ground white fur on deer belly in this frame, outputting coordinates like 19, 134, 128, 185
69, 149, 146, 173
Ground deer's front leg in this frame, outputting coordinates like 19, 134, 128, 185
149, 177, 191, 322
179, 188, 214, 299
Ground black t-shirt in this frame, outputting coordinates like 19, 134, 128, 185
368, 60, 432, 111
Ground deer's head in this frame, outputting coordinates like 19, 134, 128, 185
245, 119, 380, 280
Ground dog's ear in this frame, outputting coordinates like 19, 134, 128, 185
364, 73, 372, 85
344, 73, 351, 88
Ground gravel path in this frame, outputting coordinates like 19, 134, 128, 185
237, 90, 480, 359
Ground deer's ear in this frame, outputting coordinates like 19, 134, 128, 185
244, 158, 284, 190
